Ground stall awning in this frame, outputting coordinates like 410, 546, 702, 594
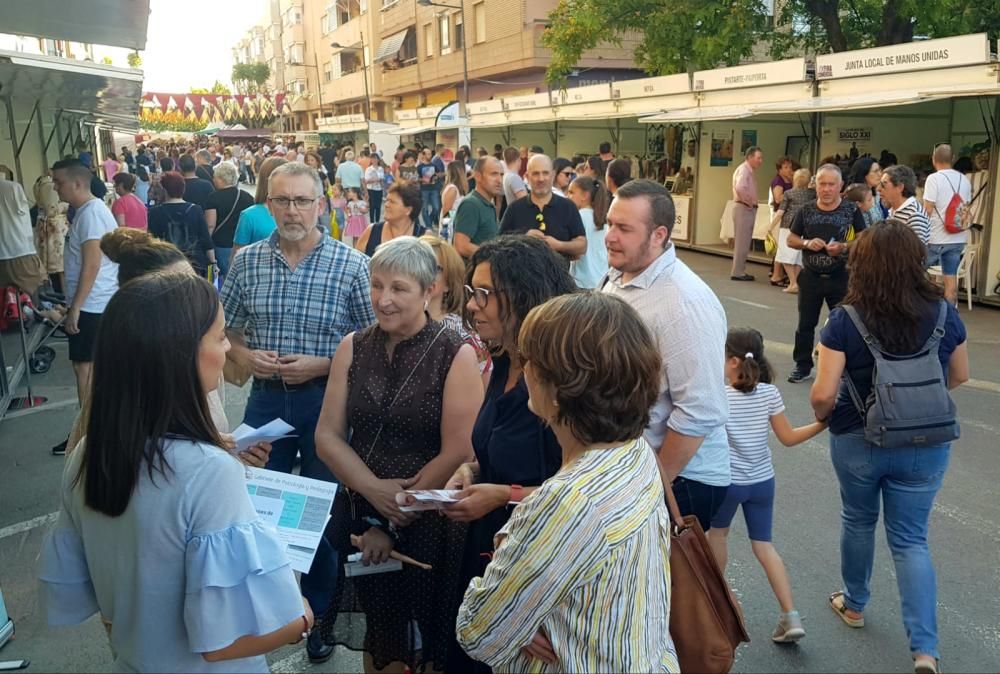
918, 84, 1000, 99
2, 0, 150, 51
375, 29, 411, 64
394, 124, 438, 136
0, 50, 144, 131
752, 90, 928, 114
640, 105, 754, 123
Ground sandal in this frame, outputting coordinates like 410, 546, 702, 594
829, 591, 865, 628
914, 655, 939, 674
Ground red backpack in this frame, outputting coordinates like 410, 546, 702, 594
942, 173, 971, 234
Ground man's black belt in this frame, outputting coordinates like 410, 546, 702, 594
252, 376, 329, 391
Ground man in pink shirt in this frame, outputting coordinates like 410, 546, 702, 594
731, 146, 763, 281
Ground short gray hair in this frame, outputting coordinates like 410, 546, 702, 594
883, 164, 917, 198
268, 162, 323, 198
195, 149, 212, 162
369, 236, 438, 291
344, 150, 355, 161
815, 163, 843, 181
213, 161, 239, 187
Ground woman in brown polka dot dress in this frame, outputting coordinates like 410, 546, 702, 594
316, 236, 485, 673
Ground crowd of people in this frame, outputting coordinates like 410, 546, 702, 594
0, 127, 969, 674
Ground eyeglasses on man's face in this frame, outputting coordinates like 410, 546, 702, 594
464, 285, 493, 309
269, 196, 318, 210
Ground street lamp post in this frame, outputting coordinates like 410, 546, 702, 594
331, 32, 372, 121
417, 0, 469, 119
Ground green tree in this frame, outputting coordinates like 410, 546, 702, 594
542, 0, 1000, 85
210, 80, 232, 95
127, 51, 142, 69
190, 87, 211, 94
100, 55, 113, 65
231, 62, 272, 94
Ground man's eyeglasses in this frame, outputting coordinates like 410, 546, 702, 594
464, 285, 493, 309
269, 196, 318, 210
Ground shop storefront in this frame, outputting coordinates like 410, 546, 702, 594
461, 32, 1000, 304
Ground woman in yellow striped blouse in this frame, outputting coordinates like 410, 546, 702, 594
456, 292, 679, 673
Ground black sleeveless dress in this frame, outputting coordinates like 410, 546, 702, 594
364, 220, 427, 256
323, 319, 468, 672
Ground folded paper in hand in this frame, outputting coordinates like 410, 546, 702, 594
397, 489, 462, 512
232, 418, 296, 452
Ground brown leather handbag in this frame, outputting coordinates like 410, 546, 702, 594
666, 487, 750, 673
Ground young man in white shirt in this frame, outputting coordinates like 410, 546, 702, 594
51, 158, 119, 455
922, 144, 971, 305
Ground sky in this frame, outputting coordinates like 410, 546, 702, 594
140, 0, 267, 92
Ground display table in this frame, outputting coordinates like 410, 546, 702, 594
719, 200, 772, 242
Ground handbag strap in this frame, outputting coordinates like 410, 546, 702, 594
360, 324, 448, 466
664, 480, 687, 531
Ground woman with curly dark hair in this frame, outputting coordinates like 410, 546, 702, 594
440, 235, 576, 673
811, 219, 969, 674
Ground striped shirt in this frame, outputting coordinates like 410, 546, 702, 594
725, 383, 784, 485
890, 196, 931, 245
457, 439, 679, 673
220, 229, 376, 357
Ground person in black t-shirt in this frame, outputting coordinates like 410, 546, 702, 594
499, 154, 586, 267
787, 164, 867, 383
179, 155, 214, 208
204, 162, 254, 277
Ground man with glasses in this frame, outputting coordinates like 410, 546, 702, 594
499, 154, 586, 267
220, 162, 375, 664
551, 157, 575, 197
786, 164, 868, 383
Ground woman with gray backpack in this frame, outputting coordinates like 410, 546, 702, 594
810, 219, 969, 674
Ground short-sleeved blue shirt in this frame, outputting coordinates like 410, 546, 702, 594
820, 301, 966, 434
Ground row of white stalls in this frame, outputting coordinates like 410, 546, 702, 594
0, 49, 145, 417
379, 33, 1000, 305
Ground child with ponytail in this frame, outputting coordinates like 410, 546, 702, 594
566, 175, 611, 288
708, 327, 827, 644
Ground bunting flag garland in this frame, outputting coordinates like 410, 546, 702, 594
139, 92, 289, 129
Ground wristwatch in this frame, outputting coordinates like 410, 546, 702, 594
509, 484, 524, 503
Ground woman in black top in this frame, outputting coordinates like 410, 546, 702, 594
441, 236, 577, 673
147, 172, 215, 276
355, 181, 426, 257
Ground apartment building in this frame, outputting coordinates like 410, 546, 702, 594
374, 0, 642, 112
233, 0, 642, 132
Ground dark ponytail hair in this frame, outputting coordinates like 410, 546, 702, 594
725, 327, 772, 393
570, 176, 611, 230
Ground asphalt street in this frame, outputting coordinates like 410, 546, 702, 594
1, 248, 998, 673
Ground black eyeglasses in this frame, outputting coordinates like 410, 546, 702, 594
269, 196, 318, 209
464, 285, 493, 309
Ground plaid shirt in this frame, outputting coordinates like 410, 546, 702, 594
221, 230, 375, 357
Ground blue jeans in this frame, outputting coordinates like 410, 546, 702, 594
214, 246, 233, 277
925, 243, 965, 275
422, 188, 441, 229
830, 432, 950, 658
244, 383, 339, 615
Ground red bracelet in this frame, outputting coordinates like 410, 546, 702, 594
296, 615, 310, 644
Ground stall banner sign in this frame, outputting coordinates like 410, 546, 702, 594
551, 83, 610, 106
694, 58, 807, 91
837, 127, 872, 147
612, 73, 690, 99
504, 92, 551, 111
816, 33, 989, 79
673, 195, 691, 242
394, 109, 419, 121
417, 106, 443, 120
470, 99, 504, 115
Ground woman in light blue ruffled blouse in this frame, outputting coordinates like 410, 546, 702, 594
39, 272, 311, 673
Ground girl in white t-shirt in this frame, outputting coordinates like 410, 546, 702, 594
708, 327, 826, 644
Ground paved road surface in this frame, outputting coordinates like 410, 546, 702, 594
2, 249, 998, 673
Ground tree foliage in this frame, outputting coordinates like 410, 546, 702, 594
231, 62, 271, 94
542, 0, 1000, 85
127, 51, 142, 69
